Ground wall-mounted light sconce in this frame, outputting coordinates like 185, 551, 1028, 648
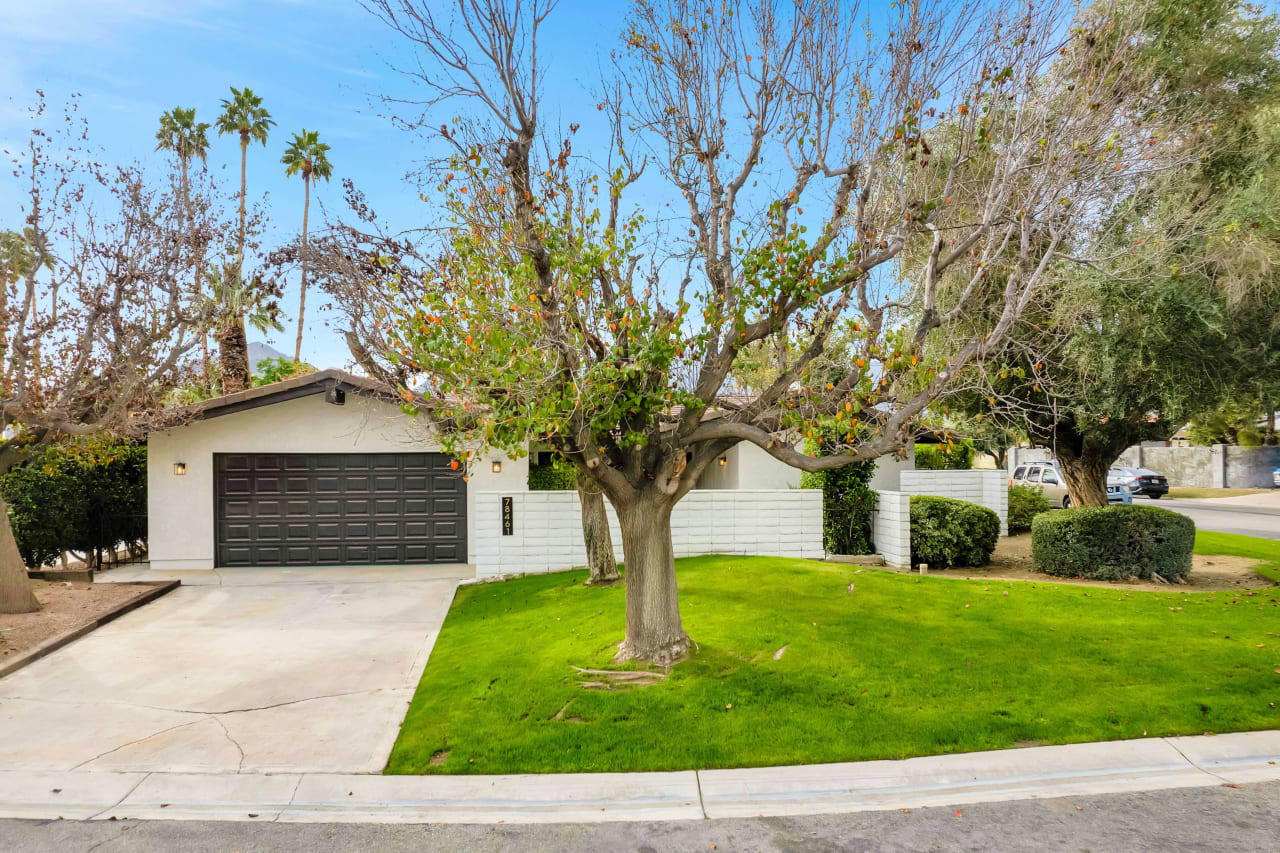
718, 456, 728, 467
173, 462, 187, 476
492, 460, 503, 474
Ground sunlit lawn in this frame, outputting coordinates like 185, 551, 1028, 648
386, 531, 1280, 774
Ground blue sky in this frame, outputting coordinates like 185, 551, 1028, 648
1, 0, 625, 368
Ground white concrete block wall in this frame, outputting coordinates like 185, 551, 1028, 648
899, 470, 1009, 536
874, 491, 912, 568
474, 489, 823, 580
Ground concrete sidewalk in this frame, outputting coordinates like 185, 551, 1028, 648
0, 730, 1275, 824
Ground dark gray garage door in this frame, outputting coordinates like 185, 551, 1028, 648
214, 453, 466, 567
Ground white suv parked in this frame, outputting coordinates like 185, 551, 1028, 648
1010, 461, 1132, 508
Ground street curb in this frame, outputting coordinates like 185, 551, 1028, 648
0, 580, 181, 680
0, 730, 1275, 825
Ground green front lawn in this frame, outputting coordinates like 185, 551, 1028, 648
386, 531, 1280, 775
1167, 487, 1273, 499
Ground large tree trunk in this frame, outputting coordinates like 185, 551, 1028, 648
613, 495, 690, 665
0, 497, 40, 614
577, 471, 619, 585
217, 319, 250, 394
294, 175, 311, 363
1057, 450, 1110, 507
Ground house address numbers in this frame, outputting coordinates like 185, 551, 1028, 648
502, 496, 513, 535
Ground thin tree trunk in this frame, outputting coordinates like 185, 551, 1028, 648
1266, 395, 1276, 446
613, 495, 690, 665
1057, 451, 1110, 507
294, 175, 310, 363
577, 471, 619, 585
0, 497, 39, 614
237, 138, 248, 260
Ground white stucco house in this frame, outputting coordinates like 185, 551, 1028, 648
147, 370, 528, 571
146, 369, 919, 573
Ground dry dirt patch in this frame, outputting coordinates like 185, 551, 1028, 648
935, 532, 1272, 592
0, 580, 158, 660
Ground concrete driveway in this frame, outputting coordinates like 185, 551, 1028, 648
0, 565, 467, 774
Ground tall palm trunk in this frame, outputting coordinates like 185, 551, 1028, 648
178, 156, 212, 385
220, 135, 251, 392
237, 137, 248, 259
294, 174, 311, 363
216, 317, 250, 395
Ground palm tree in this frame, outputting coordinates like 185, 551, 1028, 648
281, 130, 334, 363
204, 263, 284, 394
155, 107, 212, 381
215, 88, 273, 392
215, 88, 274, 260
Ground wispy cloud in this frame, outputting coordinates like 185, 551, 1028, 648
4, 0, 234, 46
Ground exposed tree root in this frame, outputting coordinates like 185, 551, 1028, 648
571, 665, 668, 690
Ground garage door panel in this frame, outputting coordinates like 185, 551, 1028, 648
314, 499, 341, 516
432, 520, 460, 538
285, 476, 312, 492
254, 522, 284, 541
215, 452, 466, 567
432, 543, 462, 562
313, 521, 342, 539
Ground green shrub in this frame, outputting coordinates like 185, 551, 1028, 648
527, 456, 576, 490
800, 461, 877, 555
909, 496, 1000, 568
914, 442, 974, 470
1008, 484, 1052, 533
0, 442, 147, 568
1031, 505, 1195, 582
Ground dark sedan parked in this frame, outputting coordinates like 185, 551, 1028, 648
1110, 466, 1170, 499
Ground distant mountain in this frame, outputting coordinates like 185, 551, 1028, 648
247, 341, 289, 375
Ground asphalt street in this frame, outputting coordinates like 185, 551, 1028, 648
0, 781, 1277, 852
1144, 496, 1280, 540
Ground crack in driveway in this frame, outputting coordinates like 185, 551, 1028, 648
2, 687, 389, 717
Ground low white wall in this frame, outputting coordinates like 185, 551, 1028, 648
473, 489, 824, 579
873, 491, 911, 568
899, 469, 1009, 536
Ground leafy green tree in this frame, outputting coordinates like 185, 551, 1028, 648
216, 87, 275, 393
281, 130, 334, 363
1187, 395, 1268, 446
946, 0, 1280, 505
338, 0, 1178, 663
252, 357, 317, 386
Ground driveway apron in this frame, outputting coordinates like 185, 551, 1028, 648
0, 566, 465, 775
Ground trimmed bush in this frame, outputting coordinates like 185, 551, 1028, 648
1031, 505, 1195, 582
909, 496, 1000, 568
527, 456, 576, 490
1008, 484, 1052, 533
800, 460, 877, 555
914, 442, 974, 470
0, 442, 147, 568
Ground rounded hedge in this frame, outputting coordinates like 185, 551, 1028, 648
1008, 484, 1052, 533
909, 495, 1000, 568
1031, 504, 1195, 582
